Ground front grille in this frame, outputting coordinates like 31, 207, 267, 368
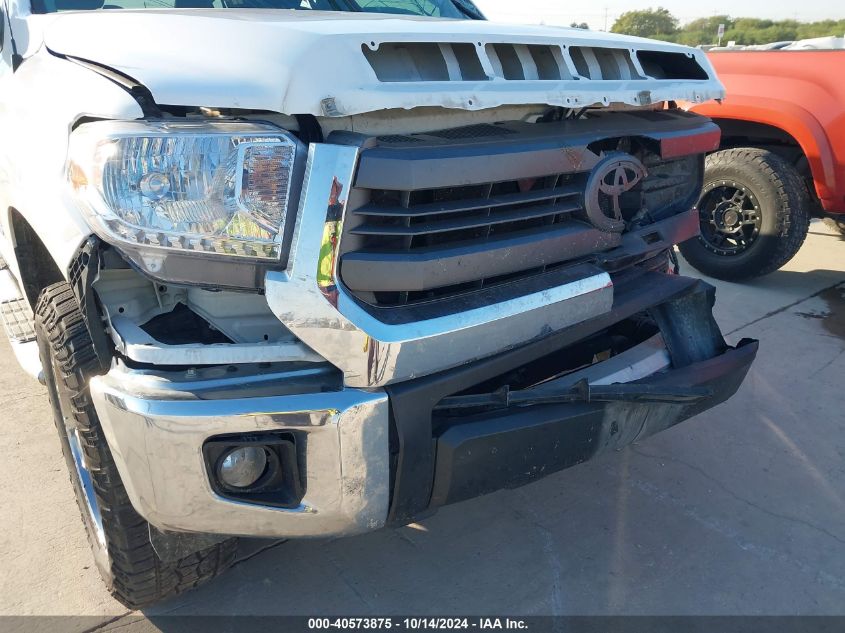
350, 176, 584, 249
348, 175, 601, 307
339, 113, 706, 309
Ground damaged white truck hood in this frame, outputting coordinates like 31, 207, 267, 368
41, 10, 724, 116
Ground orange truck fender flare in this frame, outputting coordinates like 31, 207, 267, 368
686, 96, 840, 211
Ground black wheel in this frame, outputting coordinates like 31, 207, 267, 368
679, 148, 810, 280
35, 281, 237, 609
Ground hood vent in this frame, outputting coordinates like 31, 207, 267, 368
485, 43, 574, 80
636, 50, 711, 80
569, 46, 643, 80
363, 41, 708, 83
362, 42, 487, 82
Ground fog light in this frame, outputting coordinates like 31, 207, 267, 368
217, 446, 268, 489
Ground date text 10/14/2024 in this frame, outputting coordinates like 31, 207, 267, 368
308, 619, 529, 630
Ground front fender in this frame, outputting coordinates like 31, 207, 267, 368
0, 50, 143, 283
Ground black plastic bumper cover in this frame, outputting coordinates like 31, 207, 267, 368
430, 338, 756, 507
385, 271, 758, 524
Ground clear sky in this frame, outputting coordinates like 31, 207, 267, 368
473, 0, 845, 30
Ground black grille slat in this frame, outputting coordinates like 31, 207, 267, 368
376, 135, 424, 144
353, 185, 581, 219
350, 200, 582, 237
425, 123, 517, 140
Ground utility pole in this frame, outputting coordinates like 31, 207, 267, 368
604, 6, 609, 31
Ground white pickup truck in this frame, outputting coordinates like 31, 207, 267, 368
0, 0, 757, 608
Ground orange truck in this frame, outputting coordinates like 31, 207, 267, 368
682, 44, 845, 280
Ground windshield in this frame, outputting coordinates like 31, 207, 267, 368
31, 0, 482, 18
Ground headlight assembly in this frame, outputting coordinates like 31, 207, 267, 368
68, 120, 304, 287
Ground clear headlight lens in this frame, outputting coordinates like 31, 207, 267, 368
68, 120, 301, 261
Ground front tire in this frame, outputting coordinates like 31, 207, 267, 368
679, 148, 810, 280
35, 282, 237, 609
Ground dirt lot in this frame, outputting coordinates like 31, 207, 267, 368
2, 221, 843, 628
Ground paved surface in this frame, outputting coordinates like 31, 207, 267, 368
1, 221, 844, 626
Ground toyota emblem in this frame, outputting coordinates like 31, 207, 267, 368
584, 153, 647, 233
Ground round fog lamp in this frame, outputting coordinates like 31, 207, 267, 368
218, 446, 268, 489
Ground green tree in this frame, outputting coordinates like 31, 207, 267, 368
798, 19, 845, 39
672, 15, 732, 45
612, 13, 845, 46
611, 7, 678, 39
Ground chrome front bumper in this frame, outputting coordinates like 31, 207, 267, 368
88, 336, 668, 539
88, 278, 756, 539
89, 366, 390, 538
